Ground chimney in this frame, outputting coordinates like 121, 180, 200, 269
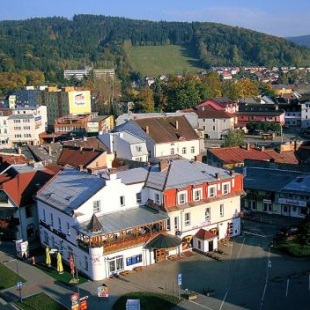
17, 147, 21, 154
159, 160, 169, 171
215, 172, 220, 179
246, 143, 251, 151
194, 155, 202, 162
175, 120, 179, 130
48, 145, 52, 156
145, 126, 149, 134
261, 146, 265, 152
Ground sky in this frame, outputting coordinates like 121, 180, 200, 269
0, 0, 309, 38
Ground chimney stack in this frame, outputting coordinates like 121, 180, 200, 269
145, 126, 149, 134
215, 172, 220, 179
246, 143, 251, 151
159, 160, 169, 171
175, 120, 179, 130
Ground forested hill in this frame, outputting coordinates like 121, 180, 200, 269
0, 14, 309, 81
287, 35, 310, 48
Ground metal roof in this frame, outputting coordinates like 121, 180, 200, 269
36, 166, 105, 214
243, 167, 302, 192
76, 206, 168, 235
146, 159, 235, 190
280, 175, 310, 195
116, 167, 148, 185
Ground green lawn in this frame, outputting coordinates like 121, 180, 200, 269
127, 45, 203, 76
275, 239, 310, 257
0, 262, 25, 290
112, 292, 180, 310
14, 292, 66, 310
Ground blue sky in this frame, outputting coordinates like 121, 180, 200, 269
0, 0, 309, 37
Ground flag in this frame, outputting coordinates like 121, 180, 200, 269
45, 247, 51, 267
57, 252, 64, 274
69, 252, 75, 276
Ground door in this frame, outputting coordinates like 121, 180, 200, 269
155, 249, 166, 263
208, 240, 214, 252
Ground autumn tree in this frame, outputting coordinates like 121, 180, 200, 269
135, 86, 155, 112
237, 78, 259, 98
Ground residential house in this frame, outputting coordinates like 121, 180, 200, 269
113, 115, 200, 162
144, 159, 244, 253
98, 131, 149, 162
0, 162, 54, 242
300, 99, 310, 129
0, 108, 13, 148
242, 167, 310, 218
196, 98, 238, 114
193, 109, 235, 139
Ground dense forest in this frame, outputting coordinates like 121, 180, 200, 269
0, 15, 310, 88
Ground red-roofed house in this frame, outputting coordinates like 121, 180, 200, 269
196, 97, 238, 114
0, 162, 55, 242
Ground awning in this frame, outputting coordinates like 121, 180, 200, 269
145, 233, 182, 249
195, 229, 217, 240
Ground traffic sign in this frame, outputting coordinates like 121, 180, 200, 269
177, 273, 182, 286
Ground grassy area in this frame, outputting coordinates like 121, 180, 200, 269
35, 260, 89, 286
112, 292, 180, 310
0, 262, 25, 290
127, 45, 203, 76
14, 292, 66, 310
275, 240, 310, 257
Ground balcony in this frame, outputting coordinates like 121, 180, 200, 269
77, 230, 166, 254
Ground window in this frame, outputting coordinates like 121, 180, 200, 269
126, 254, 142, 266
191, 146, 195, 154
84, 256, 89, 271
50, 214, 54, 227
58, 217, 62, 231
93, 200, 101, 213
198, 240, 201, 250
44, 231, 48, 244
136, 146, 141, 152
155, 193, 160, 204
170, 148, 175, 155
25, 206, 33, 218
220, 204, 224, 217
193, 189, 202, 201
136, 193, 142, 204
167, 218, 171, 230
222, 182, 231, 195
182, 147, 186, 154
213, 126, 216, 131
108, 255, 123, 273
205, 208, 211, 221
66, 222, 71, 235
24, 134, 31, 138
174, 216, 179, 229
120, 196, 125, 207
178, 191, 187, 205
184, 212, 191, 226
208, 185, 217, 198
23, 126, 30, 130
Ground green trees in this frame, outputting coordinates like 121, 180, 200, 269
246, 122, 281, 134
222, 130, 245, 147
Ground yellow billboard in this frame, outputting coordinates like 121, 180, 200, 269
68, 91, 91, 114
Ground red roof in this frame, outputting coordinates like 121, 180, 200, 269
0, 169, 54, 207
195, 229, 217, 240
208, 146, 298, 165
194, 109, 234, 119
0, 154, 29, 165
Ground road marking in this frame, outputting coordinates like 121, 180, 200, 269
219, 291, 228, 310
189, 300, 215, 310
243, 231, 273, 238
260, 247, 271, 310
285, 278, 290, 297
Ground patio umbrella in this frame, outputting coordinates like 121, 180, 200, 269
69, 252, 75, 277
145, 233, 182, 249
45, 246, 51, 267
57, 252, 64, 274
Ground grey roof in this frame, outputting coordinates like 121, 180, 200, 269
36, 166, 105, 214
116, 167, 148, 185
8, 114, 34, 120
146, 159, 235, 190
120, 131, 145, 144
76, 206, 168, 235
243, 167, 302, 192
280, 175, 310, 195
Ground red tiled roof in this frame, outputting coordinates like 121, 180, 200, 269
208, 147, 271, 164
194, 110, 234, 119
208, 146, 298, 165
195, 229, 217, 240
57, 147, 103, 168
0, 169, 54, 207
0, 154, 29, 165
134, 115, 199, 143
62, 137, 110, 153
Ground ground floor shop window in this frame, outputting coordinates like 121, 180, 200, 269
126, 254, 142, 266
108, 255, 123, 273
